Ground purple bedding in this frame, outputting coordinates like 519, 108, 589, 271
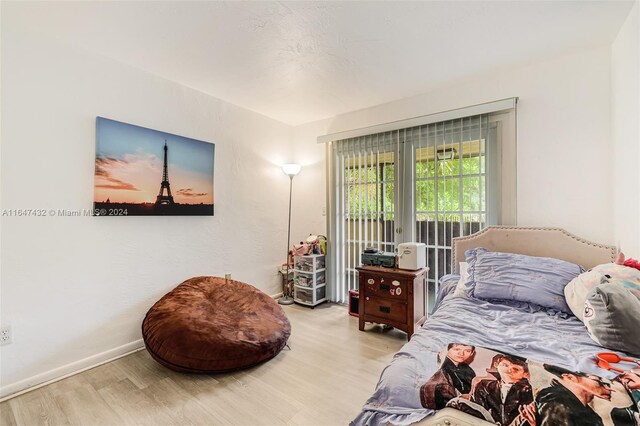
351, 275, 640, 425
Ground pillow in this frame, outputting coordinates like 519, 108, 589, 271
434, 274, 462, 311
452, 262, 470, 297
465, 248, 583, 312
564, 263, 640, 320
584, 283, 640, 357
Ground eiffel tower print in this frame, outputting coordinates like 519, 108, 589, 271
94, 117, 214, 216
155, 141, 175, 206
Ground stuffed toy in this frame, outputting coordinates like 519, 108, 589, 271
564, 252, 640, 320
622, 254, 640, 271
584, 283, 640, 356
564, 252, 640, 356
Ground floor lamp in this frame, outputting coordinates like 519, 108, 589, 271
278, 163, 301, 305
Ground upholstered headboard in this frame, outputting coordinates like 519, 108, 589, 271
451, 226, 617, 273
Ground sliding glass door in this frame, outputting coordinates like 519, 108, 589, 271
328, 112, 512, 304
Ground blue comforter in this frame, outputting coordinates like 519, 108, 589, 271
352, 275, 618, 425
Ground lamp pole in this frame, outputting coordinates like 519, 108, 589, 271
279, 164, 300, 305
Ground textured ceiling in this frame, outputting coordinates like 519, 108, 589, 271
3, 1, 634, 125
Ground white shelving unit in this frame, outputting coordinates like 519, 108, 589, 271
293, 254, 327, 307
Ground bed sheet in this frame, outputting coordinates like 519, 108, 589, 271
352, 275, 620, 426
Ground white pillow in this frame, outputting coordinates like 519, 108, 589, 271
453, 262, 469, 297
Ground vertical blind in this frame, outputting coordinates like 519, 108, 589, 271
328, 114, 492, 304
412, 116, 491, 302
330, 132, 402, 303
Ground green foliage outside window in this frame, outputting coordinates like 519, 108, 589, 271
344, 163, 394, 220
344, 156, 485, 221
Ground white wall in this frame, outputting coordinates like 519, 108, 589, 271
290, 123, 328, 244
0, 25, 293, 396
292, 46, 614, 246
612, 1, 640, 257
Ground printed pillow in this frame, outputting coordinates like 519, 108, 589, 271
452, 262, 470, 297
564, 262, 640, 320
465, 248, 583, 312
584, 283, 640, 356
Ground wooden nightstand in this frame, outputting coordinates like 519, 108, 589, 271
356, 265, 428, 340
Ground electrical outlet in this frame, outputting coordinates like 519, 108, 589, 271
225, 273, 232, 280
0, 326, 12, 345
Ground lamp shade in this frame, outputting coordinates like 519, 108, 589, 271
282, 163, 301, 177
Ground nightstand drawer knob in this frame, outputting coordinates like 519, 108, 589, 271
379, 306, 391, 314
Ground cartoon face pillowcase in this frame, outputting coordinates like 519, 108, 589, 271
565, 262, 640, 320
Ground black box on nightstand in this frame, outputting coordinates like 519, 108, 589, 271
348, 290, 359, 317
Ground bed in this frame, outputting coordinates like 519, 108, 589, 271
351, 227, 640, 426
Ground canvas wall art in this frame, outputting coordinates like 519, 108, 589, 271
94, 117, 215, 216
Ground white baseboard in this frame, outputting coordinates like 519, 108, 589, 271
1, 294, 285, 401
0, 339, 145, 401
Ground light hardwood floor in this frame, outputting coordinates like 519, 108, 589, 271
1, 303, 407, 425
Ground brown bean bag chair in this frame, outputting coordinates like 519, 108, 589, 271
142, 276, 291, 373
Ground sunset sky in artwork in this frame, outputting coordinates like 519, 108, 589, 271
94, 118, 214, 205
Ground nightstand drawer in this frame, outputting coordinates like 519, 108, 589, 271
363, 297, 407, 323
363, 275, 408, 300
357, 265, 428, 341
